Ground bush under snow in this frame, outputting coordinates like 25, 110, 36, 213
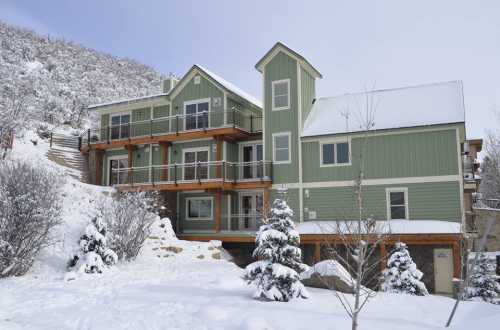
244, 194, 309, 302
465, 253, 500, 304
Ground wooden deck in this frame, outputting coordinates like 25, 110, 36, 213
116, 180, 272, 192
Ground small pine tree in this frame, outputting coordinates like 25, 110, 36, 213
243, 190, 309, 302
381, 242, 428, 296
465, 253, 500, 304
68, 215, 117, 274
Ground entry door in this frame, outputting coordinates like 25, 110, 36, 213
242, 144, 263, 179
434, 248, 454, 294
240, 193, 263, 230
109, 158, 128, 185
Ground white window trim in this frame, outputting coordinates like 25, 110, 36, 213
109, 111, 132, 126
271, 79, 291, 111
319, 138, 352, 167
182, 146, 210, 180
386, 187, 409, 220
183, 98, 211, 130
107, 154, 128, 186
185, 196, 214, 221
272, 132, 292, 164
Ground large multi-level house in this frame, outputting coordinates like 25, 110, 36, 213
80, 42, 481, 294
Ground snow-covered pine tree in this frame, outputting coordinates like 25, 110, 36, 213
381, 242, 428, 295
68, 215, 117, 274
465, 253, 500, 304
243, 189, 309, 302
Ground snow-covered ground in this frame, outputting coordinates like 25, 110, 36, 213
1, 132, 499, 330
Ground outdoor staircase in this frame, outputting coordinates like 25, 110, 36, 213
46, 133, 90, 183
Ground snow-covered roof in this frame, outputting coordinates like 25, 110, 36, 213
195, 65, 262, 109
302, 81, 465, 137
88, 93, 168, 109
296, 220, 461, 235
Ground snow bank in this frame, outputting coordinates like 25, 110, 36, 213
301, 259, 352, 284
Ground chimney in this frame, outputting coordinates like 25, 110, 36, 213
161, 75, 179, 93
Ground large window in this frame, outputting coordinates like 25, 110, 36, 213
186, 197, 213, 220
386, 188, 409, 220
109, 157, 128, 185
272, 79, 290, 110
272, 132, 291, 164
320, 141, 350, 166
184, 99, 209, 130
110, 113, 130, 139
183, 148, 209, 180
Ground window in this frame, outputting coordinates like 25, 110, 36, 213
109, 157, 128, 185
183, 148, 209, 180
184, 99, 209, 130
186, 197, 213, 220
386, 188, 409, 220
110, 113, 130, 139
320, 141, 350, 166
273, 132, 291, 164
272, 79, 290, 110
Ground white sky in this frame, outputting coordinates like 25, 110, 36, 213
1, 0, 499, 140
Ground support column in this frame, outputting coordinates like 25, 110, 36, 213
94, 149, 104, 186
125, 145, 136, 184
313, 242, 321, 264
215, 190, 222, 232
380, 243, 387, 273
263, 188, 270, 219
159, 141, 170, 181
452, 240, 461, 278
215, 137, 223, 179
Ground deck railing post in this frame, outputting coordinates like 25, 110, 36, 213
232, 107, 236, 128
176, 115, 179, 135
128, 122, 131, 142
174, 163, 178, 186
250, 115, 253, 132
87, 129, 91, 147
150, 119, 153, 138
78, 136, 82, 151
197, 162, 202, 184
107, 126, 110, 144
233, 163, 237, 184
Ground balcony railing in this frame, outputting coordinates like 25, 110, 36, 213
110, 160, 272, 186
222, 213, 264, 231
80, 108, 262, 147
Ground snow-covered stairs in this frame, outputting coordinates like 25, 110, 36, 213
46, 133, 90, 183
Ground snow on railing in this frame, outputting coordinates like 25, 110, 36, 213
473, 198, 500, 210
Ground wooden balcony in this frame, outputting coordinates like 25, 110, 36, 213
112, 160, 272, 191
79, 109, 262, 152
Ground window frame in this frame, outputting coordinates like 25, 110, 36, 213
319, 138, 351, 167
107, 154, 129, 186
272, 132, 292, 164
185, 196, 214, 221
386, 187, 409, 220
109, 111, 132, 140
271, 79, 291, 111
183, 98, 211, 131
182, 146, 210, 181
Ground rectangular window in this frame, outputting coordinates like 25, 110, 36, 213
184, 99, 209, 130
186, 197, 213, 220
110, 113, 130, 140
272, 79, 290, 110
109, 157, 128, 185
273, 132, 291, 164
183, 149, 209, 180
320, 141, 350, 166
386, 188, 408, 220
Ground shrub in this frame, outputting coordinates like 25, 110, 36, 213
0, 159, 62, 277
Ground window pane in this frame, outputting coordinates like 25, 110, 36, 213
274, 81, 288, 95
197, 102, 209, 113
111, 116, 121, 125
185, 152, 196, 163
336, 142, 349, 163
391, 206, 406, 219
186, 104, 197, 115
120, 114, 130, 124
196, 151, 208, 163
322, 144, 335, 164
198, 200, 212, 218
188, 200, 199, 218
275, 135, 289, 149
390, 192, 405, 205
275, 149, 289, 162
274, 95, 288, 109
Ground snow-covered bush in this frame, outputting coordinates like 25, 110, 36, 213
465, 253, 500, 304
243, 194, 309, 302
0, 159, 62, 277
380, 242, 428, 296
98, 192, 158, 261
68, 216, 117, 274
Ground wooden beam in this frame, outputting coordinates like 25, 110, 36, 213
313, 242, 321, 264
215, 190, 222, 232
116, 180, 272, 192
94, 149, 104, 186
452, 240, 461, 278
215, 137, 223, 178
159, 141, 170, 181
380, 243, 387, 273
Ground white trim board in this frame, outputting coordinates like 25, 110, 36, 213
271, 78, 291, 111
271, 175, 461, 190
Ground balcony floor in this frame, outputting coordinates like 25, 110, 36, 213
116, 179, 272, 192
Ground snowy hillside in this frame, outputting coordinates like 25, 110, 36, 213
0, 21, 164, 128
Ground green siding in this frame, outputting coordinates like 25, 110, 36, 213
226, 142, 239, 162
264, 51, 299, 184
101, 114, 109, 127
269, 188, 300, 219
153, 105, 170, 118
302, 128, 459, 182
300, 67, 315, 125
171, 74, 224, 129
303, 181, 461, 222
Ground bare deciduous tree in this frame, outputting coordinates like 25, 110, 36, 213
0, 159, 62, 277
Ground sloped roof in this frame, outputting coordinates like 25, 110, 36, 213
302, 80, 465, 137
255, 42, 322, 79
88, 93, 168, 109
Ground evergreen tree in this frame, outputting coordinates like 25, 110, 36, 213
465, 253, 500, 304
243, 190, 309, 302
381, 242, 428, 296
68, 215, 117, 274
